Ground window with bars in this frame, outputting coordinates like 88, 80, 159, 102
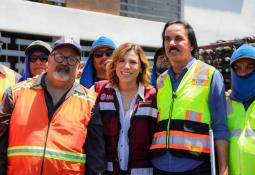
0, 32, 158, 74
120, 0, 182, 22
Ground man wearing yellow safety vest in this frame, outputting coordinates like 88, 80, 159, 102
0, 32, 21, 101
227, 44, 255, 175
150, 20, 229, 175
0, 38, 96, 175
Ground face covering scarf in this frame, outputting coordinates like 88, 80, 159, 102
231, 69, 255, 102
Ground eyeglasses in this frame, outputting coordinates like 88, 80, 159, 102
94, 49, 113, 58
51, 53, 80, 66
29, 55, 48, 63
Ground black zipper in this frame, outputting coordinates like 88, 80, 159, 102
166, 91, 176, 149
40, 118, 52, 175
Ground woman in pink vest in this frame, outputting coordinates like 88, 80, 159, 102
86, 43, 157, 175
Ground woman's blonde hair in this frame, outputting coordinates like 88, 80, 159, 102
107, 43, 151, 87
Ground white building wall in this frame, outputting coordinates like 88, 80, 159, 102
0, 0, 164, 48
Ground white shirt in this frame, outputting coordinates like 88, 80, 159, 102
113, 83, 144, 171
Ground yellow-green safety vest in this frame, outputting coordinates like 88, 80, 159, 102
227, 98, 255, 175
0, 65, 16, 101
151, 60, 215, 160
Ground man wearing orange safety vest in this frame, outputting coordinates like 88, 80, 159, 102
0, 38, 96, 175
0, 32, 20, 101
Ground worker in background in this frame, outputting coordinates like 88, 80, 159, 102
151, 20, 229, 175
150, 47, 169, 87
227, 44, 255, 175
18, 40, 52, 82
80, 36, 116, 89
0, 32, 20, 101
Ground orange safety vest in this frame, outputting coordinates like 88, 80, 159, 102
0, 65, 16, 101
7, 77, 96, 175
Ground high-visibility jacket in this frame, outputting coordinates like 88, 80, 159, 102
0, 65, 16, 101
96, 81, 157, 175
151, 60, 215, 161
227, 98, 255, 175
7, 77, 96, 175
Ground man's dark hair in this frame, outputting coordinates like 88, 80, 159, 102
162, 20, 198, 57
153, 47, 165, 65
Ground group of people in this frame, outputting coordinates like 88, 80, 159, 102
0, 19, 254, 175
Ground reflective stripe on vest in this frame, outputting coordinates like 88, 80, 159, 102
185, 110, 202, 122
99, 101, 116, 110
192, 62, 210, 86
107, 161, 113, 172
8, 146, 86, 163
230, 128, 242, 137
135, 107, 157, 118
150, 130, 210, 153
73, 91, 95, 103
245, 128, 255, 137
230, 128, 255, 137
